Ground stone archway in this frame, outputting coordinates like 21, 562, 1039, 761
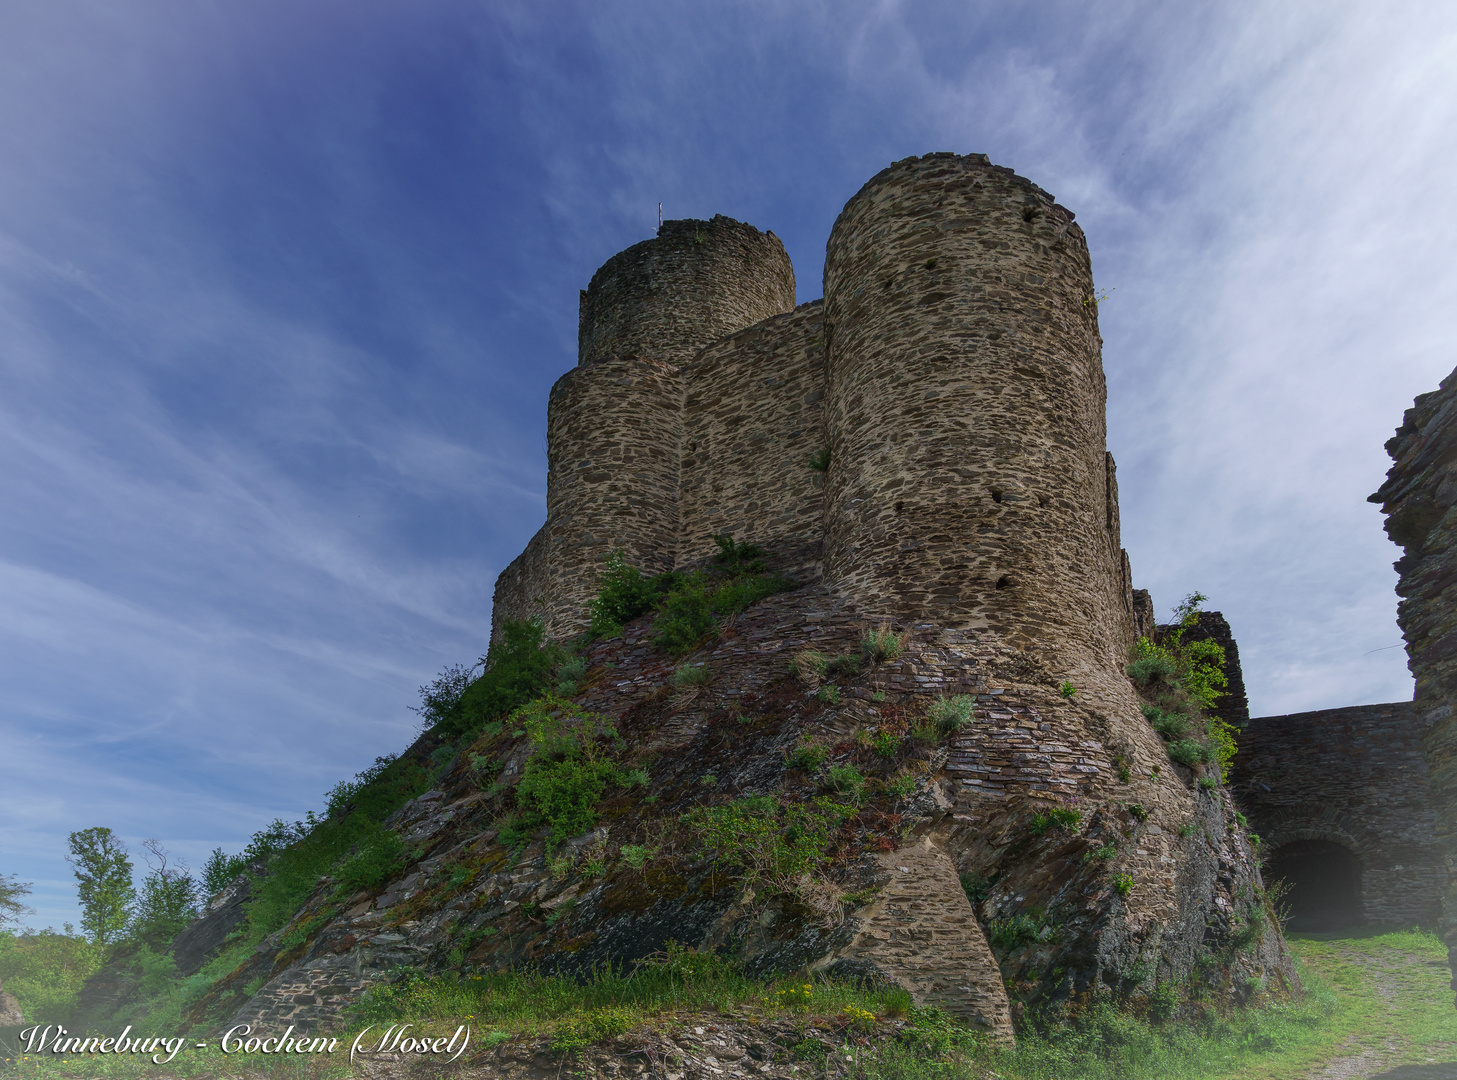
1265, 838, 1364, 932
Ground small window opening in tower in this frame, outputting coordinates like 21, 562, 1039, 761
1265, 839, 1363, 932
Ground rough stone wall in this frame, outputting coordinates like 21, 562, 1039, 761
821, 153, 1138, 712
579, 216, 796, 368
490, 525, 550, 646
1370, 365, 1457, 991
677, 300, 827, 579
1231, 701, 1442, 927
541, 355, 684, 641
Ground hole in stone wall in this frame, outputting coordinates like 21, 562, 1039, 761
1266, 839, 1364, 932
990, 489, 1003, 503
894, 501, 904, 514
1037, 494, 1049, 508
995, 575, 1013, 590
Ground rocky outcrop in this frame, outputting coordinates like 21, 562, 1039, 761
171, 867, 257, 976
0, 978, 23, 1027
1370, 364, 1457, 999
184, 584, 1293, 1035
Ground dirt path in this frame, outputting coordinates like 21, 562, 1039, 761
1305, 945, 1457, 1080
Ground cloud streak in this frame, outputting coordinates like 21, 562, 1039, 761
0, 0, 1452, 927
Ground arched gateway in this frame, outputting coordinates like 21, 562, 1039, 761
1232, 701, 1442, 928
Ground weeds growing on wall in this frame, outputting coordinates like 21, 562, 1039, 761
682, 795, 854, 903
497, 698, 630, 849
1128, 593, 1236, 775
588, 536, 792, 655
438, 619, 564, 739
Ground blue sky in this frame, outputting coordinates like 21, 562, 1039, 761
2, 1, 1453, 930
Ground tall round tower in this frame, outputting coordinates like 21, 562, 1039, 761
822, 153, 1134, 687
578, 215, 796, 367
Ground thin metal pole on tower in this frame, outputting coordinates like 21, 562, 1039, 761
658, 202, 662, 233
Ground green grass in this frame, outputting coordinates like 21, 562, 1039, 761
2, 927, 1450, 1080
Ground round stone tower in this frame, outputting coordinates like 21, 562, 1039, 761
822, 153, 1135, 690
578, 215, 796, 367
541, 355, 683, 640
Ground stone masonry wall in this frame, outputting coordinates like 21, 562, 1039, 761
541, 355, 684, 641
1231, 701, 1442, 927
677, 300, 827, 579
578, 216, 796, 369
1371, 365, 1457, 992
490, 525, 550, 648
821, 152, 1138, 712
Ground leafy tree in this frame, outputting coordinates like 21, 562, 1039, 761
131, 840, 198, 948
409, 663, 479, 733
66, 827, 135, 945
0, 860, 33, 931
442, 619, 561, 738
200, 847, 235, 895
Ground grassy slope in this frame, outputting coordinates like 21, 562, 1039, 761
2, 930, 1453, 1080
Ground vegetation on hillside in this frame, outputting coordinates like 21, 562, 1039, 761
1129, 593, 1237, 777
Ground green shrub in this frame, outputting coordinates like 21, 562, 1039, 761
817, 684, 842, 704
653, 574, 716, 653
555, 655, 588, 695
1112, 872, 1134, 898
1059, 681, 1077, 699
711, 573, 785, 615
0, 929, 103, 1024
1149, 707, 1191, 740
1127, 593, 1238, 774
1148, 980, 1181, 1021
861, 622, 907, 663
445, 619, 561, 738
590, 549, 676, 638
871, 730, 901, 758
1167, 738, 1208, 767
682, 795, 853, 894
887, 773, 917, 798
409, 662, 479, 733
988, 910, 1048, 950
1029, 805, 1082, 835
825, 764, 865, 802
1126, 802, 1148, 823
786, 739, 829, 772
710, 533, 767, 576
620, 845, 654, 870
808, 446, 831, 472
1127, 643, 1179, 685
334, 822, 406, 893
928, 694, 975, 736
506, 700, 627, 847
960, 872, 995, 906
1199, 775, 1218, 790
672, 662, 710, 687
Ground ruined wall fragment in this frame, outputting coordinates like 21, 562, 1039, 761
1370, 365, 1457, 996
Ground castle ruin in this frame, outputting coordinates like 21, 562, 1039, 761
493, 152, 1141, 710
